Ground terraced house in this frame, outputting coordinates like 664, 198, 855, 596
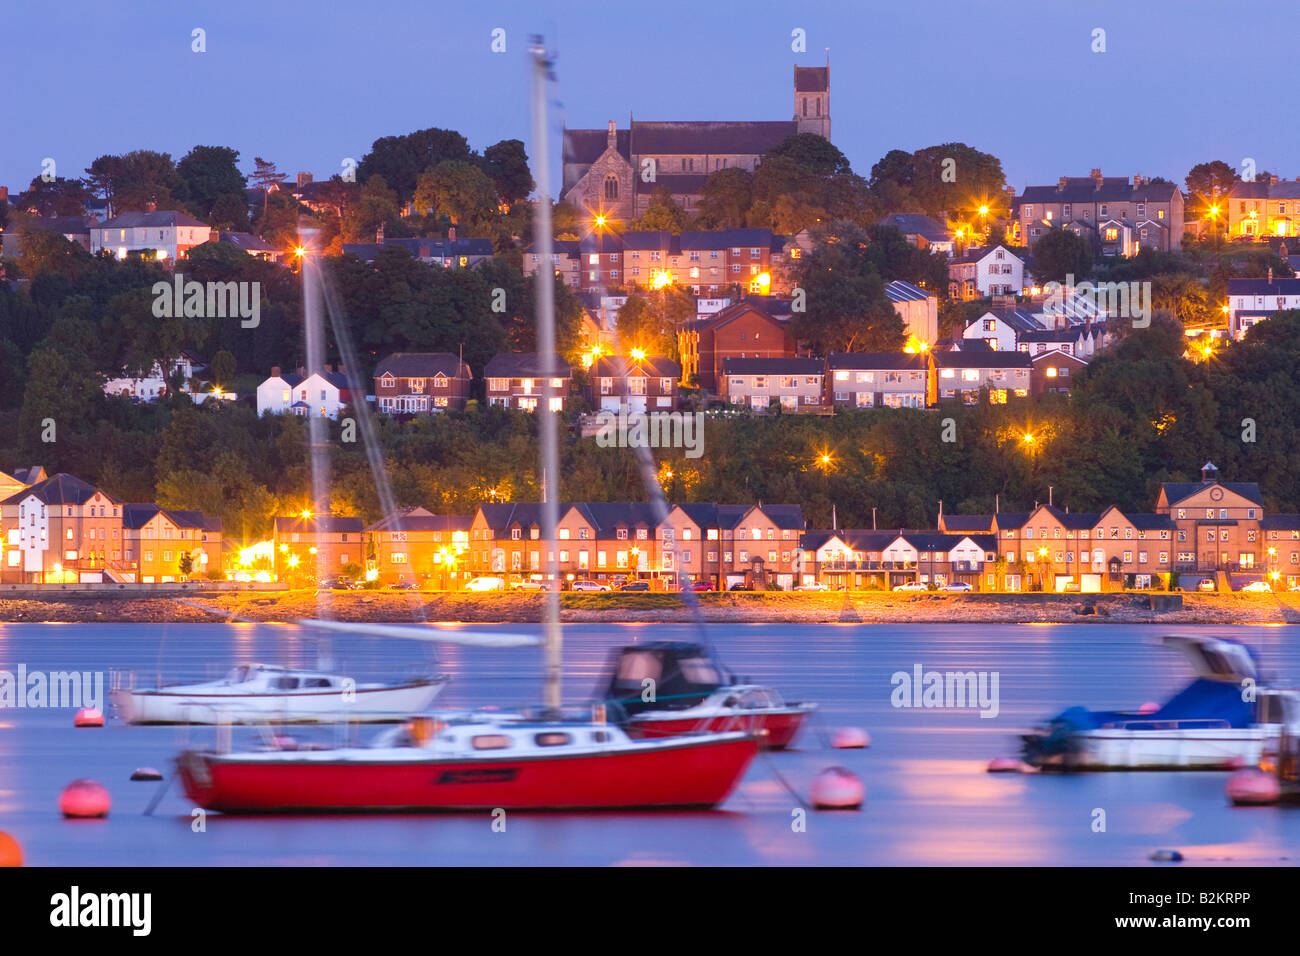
123, 504, 222, 584
722, 357, 826, 413
373, 352, 473, 413
825, 352, 931, 409
1011, 170, 1183, 253
364, 508, 472, 585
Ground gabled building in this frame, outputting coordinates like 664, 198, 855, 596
103, 352, 207, 402
483, 354, 572, 411
341, 233, 494, 269
122, 504, 221, 583
1155, 463, 1266, 580
962, 309, 1043, 352
1223, 178, 1300, 239
1010, 171, 1183, 252
90, 209, 212, 261
588, 354, 681, 412
885, 279, 939, 345
258, 368, 355, 420
272, 515, 364, 579
825, 352, 930, 409
0, 474, 125, 583
1226, 276, 1300, 339
678, 301, 794, 392
256, 366, 304, 417
933, 351, 1031, 404
878, 214, 954, 255
373, 352, 472, 413
1029, 350, 1087, 396
721, 357, 826, 413
364, 507, 473, 585
947, 245, 1025, 299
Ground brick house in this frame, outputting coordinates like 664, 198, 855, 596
0, 474, 125, 583
933, 351, 1031, 404
588, 354, 681, 412
364, 507, 472, 585
1029, 350, 1087, 396
374, 352, 473, 413
722, 357, 826, 413
273, 515, 364, 580
678, 301, 794, 392
484, 354, 572, 411
826, 352, 931, 409
1011, 170, 1183, 252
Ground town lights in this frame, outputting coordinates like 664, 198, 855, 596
1023, 433, 1034, 444
300, 510, 312, 518
294, 246, 306, 258
978, 205, 989, 216
651, 270, 672, 289
594, 215, 606, 228
630, 348, 646, 361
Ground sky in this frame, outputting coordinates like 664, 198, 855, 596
3, 0, 1297, 201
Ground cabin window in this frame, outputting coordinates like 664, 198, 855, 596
534, 733, 571, 747
271, 677, 300, 689
302, 678, 332, 688
471, 734, 511, 750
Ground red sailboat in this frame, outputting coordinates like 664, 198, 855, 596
174, 41, 759, 814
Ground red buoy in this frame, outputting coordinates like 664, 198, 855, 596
1138, 702, 1160, 715
832, 727, 870, 749
1226, 768, 1281, 807
0, 832, 22, 867
810, 767, 864, 809
60, 779, 111, 819
73, 708, 104, 728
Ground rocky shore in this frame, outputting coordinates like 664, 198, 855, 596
1, 590, 1298, 625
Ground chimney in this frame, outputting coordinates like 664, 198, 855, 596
376, 221, 385, 243
1268, 267, 1274, 285
607, 120, 617, 148
448, 226, 456, 242
1270, 174, 1280, 185
271, 365, 281, 378
1090, 168, 1103, 188
297, 171, 313, 188
145, 200, 157, 212
1201, 462, 1219, 484
1057, 176, 1068, 191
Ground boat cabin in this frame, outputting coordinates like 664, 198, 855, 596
603, 642, 731, 715
224, 664, 342, 690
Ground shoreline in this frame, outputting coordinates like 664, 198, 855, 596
0, 591, 1298, 625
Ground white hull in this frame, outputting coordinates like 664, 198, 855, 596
1057, 727, 1271, 770
111, 678, 447, 724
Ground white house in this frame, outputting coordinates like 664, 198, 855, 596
103, 353, 206, 401
89, 210, 212, 261
257, 367, 353, 420
1226, 276, 1300, 340
951, 245, 1025, 297
963, 309, 1044, 352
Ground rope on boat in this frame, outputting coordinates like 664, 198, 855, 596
760, 752, 810, 807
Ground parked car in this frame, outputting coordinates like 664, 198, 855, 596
1241, 581, 1273, 593
1062, 582, 1080, 593
939, 582, 972, 592
319, 576, 349, 589
619, 581, 650, 592
570, 580, 610, 592
465, 576, 506, 592
690, 581, 716, 592
794, 582, 829, 591
388, 580, 417, 590
729, 582, 753, 592
893, 582, 928, 592
512, 576, 545, 591
1197, 579, 1216, 592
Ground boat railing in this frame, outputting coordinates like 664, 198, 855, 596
1100, 718, 1234, 731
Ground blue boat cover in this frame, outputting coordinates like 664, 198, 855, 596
1053, 678, 1254, 731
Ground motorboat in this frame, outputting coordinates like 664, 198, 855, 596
176, 709, 758, 812
603, 642, 816, 749
1021, 635, 1287, 770
112, 663, 447, 725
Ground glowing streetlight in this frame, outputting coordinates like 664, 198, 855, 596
294, 246, 306, 258
594, 215, 606, 228
300, 509, 312, 519
1023, 433, 1035, 444
651, 270, 672, 289
629, 348, 646, 361
978, 205, 989, 216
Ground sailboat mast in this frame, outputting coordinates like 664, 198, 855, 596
531, 39, 563, 710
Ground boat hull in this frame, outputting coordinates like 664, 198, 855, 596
1027, 727, 1269, 770
112, 678, 446, 725
625, 706, 813, 749
177, 732, 758, 812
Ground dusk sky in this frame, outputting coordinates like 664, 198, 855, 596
5, 0, 1297, 199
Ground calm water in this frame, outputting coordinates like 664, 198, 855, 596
2, 620, 1298, 866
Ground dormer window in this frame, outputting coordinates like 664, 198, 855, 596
380, 374, 395, 388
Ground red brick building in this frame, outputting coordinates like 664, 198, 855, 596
678, 302, 794, 392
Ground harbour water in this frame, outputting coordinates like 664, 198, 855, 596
3, 621, 1298, 866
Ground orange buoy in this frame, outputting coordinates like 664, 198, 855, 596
831, 727, 870, 749
1226, 768, 1281, 807
987, 756, 1031, 773
73, 708, 104, 728
0, 831, 22, 866
810, 767, 864, 810
130, 767, 163, 781
60, 780, 110, 819
1137, 702, 1160, 715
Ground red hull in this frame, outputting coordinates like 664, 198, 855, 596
177, 735, 758, 812
626, 709, 811, 749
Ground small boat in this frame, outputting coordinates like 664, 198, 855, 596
176, 711, 758, 812
603, 642, 816, 749
1021, 635, 1287, 770
112, 664, 447, 725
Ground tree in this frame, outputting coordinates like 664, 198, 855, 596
14, 176, 91, 217
357, 128, 473, 202
176, 146, 247, 219
248, 156, 287, 220
1031, 228, 1093, 283
615, 294, 675, 356
207, 192, 252, 232
631, 189, 691, 233
413, 161, 499, 229
696, 167, 753, 229
85, 151, 182, 213
210, 350, 237, 384
481, 139, 533, 207
1185, 161, 1239, 205
766, 133, 853, 176
789, 222, 906, 353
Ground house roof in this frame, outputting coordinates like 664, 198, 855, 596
934, 351, 1032, 369
1226, 180, 1300, 200
677, 228, 780, 251
968, 309, 1043, 334
1227, 277, 1300, 296
342, 237, 495, 261
95, 210, 209, 229
722, 357, 823, 375
878, 214, 951, 243
589, 355, 682, 379
949, 244, 1022, 266
1160, 480, 1265, 507
122, 503, 206, 530
884, 279, 935, 303
1, 472, 116, 507
794, 66, 829, 93
563, 121, 797, 170
273, 515, 365, 534
219, 231, 279, 254
1015, 177, 1179, 206
1124, 513, 1176, 531
373, 352, 468, 379
826, 351, 928, 371
365, 510, 473, 533
940, 515, 996, 532
1262, 514, 1300, 530
483, 353, 573, 379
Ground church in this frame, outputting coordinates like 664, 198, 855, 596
561, 65, 830, 223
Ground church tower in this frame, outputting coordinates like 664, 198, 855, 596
793, 64, 830, 139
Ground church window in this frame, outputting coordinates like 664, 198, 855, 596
604, 176, 618, 200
